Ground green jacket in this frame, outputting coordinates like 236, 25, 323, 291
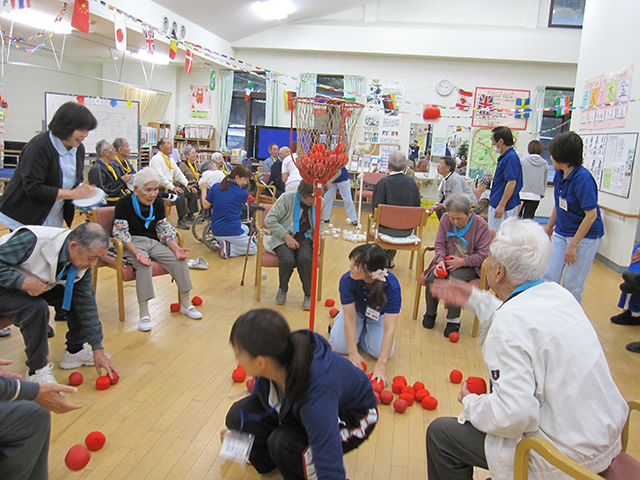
265, 191, 324, 250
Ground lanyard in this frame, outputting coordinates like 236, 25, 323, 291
56, 264, 78, 311
116, 156, 131, 174
187, 161, 200, 181
446, 215, 473, 247
106, 162, 119, 180
132, 194, 155, 229
162, 153, 174, 171
293, 192, 315, 239
505, 279, 544, 303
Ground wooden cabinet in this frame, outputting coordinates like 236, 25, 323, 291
148, 122, 172, 142
173, 137, 215, 152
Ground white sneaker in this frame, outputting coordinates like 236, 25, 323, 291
180, 305, 202, 319
0, 327, 10, 337
26, 363, 58, 384
138, 316, 152, 332
59, 344, 111, 369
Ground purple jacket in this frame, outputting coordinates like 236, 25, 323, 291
425, 212, 491, 278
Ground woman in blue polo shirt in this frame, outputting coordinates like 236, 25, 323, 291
329, 243, 401, 385
323, 167, 357, 225
202, 165, 256, 259
543, 131, 604, 304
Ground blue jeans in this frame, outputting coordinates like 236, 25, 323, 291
543, 233, 602, 304
488, 205, 519, 230
323, 180, 357, 222
329, 309, 394, 359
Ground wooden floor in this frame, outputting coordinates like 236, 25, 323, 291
2, 209, 640, 480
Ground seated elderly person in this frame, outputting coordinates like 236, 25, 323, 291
212, 151, 232, 175
427, 155, 477, 220
426, 218, 628, 480
179, 146, 201, 189
198, 160, 226, 192
88, 139, 130, 205
422, 195, 491, 337
113, 167, 202, 332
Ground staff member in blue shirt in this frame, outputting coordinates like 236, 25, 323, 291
323, 167, 357, 225
488, 126, 523, 230
329, 243, 401, 385
543, 131, 604, 304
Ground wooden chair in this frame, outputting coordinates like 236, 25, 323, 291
366, 204, 428, 272
90, 206, 182, 321
255, 172, 276, 205
254, 205, 324, 302
513, 400, 640, 480
355, 172, 386, 204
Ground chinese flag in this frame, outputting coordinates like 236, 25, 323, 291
169, 39, 177, 60
72, 0, 90, 34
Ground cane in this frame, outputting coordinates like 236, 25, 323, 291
241, 204, 265, 286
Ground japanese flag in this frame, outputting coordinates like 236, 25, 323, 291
114, 15, 126, 52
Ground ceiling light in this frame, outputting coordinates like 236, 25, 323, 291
129, 49, 170, 65
0, 9, 72, 35
253, 0, 294, 20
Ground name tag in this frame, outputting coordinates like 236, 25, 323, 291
559, 196, 568, 211
220, 430, 255, 464
365, 306, 381, 322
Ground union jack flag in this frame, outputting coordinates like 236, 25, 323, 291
478, 94, 493, 112
145, 29, 155, 54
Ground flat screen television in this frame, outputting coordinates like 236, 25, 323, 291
254, 126, 297, 160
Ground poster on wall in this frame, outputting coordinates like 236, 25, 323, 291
189, 84, 211, 119
468, 127, 519, 180
366, 78, 405, 144
582, 134, 608, 189
579, 64, 634, 131
446, 125, 471, 160
471, 87, 531, 130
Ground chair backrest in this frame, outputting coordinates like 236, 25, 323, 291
377, 205, 425, 230
257, 204, 274, 229
262, 172, 271, 184
93, 207, 116, 235
362, 172, 386, 187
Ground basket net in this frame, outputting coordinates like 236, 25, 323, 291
292, 98, 364, 184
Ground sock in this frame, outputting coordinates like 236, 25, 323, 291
67, 344, 83, 354
139, 300, 150, 318
180, 291, 191, 308
447, 317, 461, 324
632, 311, 640, 317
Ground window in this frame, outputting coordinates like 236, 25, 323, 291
226, 72, 267, 152
540, 87, 575, 182
316, 75, 344, 99
548, 0, 585, 28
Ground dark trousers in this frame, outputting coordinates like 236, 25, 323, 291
0, 285, 88, 371
274, 238, 313, 296
424, 267, 479, 319
226, 394, 375, 480
0, 400, 51, 480
426, 417, 488, 480
175, 190, 199, 218
519, 200, 540, 219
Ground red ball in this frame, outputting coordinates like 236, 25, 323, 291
192, 296, 203, 306
413, 381, 425, 392
435, 267, 448, 279
415, 388, 430, 402
380, 390, 394, 405
422, 396, 438, 410
65, 444, 91, 471
85, 431, 106, 451
329, 308, 339, 318
422, 106, 441, 120
372, 382, 384, 394
449, 332, 460, 343
246, 377, 255, 392
367, 372, 373, 379
374, 391, 380, 403
325, 299, 335, 307
361, 361, 367, 372
109, 372, 119, 385
392, 382, 405, 395
401, 386, 415, 397
232, 366, 247, 383
450, 370, 463, 384
170, 303, 181, 312
392, 376, 407, 387
96, 376, 111, 390
399, 392, 415, 406
393, 398, 409, 413
69, 372, 83, 386
445, 256, 454, 261
466, 376, 487, 395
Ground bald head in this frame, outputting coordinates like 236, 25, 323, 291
279, 147, 290, 160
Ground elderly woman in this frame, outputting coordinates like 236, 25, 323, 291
265, 181, 323, 310
211, 151, 231, 175
425, 218, 627, 480
198, 160, 226, 191
179, 146, 201, 187
543, 131, 604, 304
422, 194, 491, 337
113, 168, 202, 332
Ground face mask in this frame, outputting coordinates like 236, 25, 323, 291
493, 145, 501, 154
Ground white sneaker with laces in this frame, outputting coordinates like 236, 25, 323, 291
26, 363, 58, 384
59, 343, 111, 369
138, 316, 152, 332
180, 305, 203, 319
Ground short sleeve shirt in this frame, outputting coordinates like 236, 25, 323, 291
553, 165, 604, 239
339, 271, 402, 316
489, 147, 523, 211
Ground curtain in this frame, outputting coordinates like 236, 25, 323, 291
299, 72, 316, 98
118, 85, 171, 126
218, 69, 234, 152
531, 85, 546, 139
344, 75, 366, 104
265, 71, 280, 126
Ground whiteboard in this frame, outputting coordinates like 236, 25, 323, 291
45, 92, 140, 155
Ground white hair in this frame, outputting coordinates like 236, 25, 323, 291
212, 152, 223, 161
132, 167, 159, 189
444, 195, 472, 215
490, 217, 551, 286
388, 151, 407, 172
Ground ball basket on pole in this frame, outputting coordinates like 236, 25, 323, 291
291, 97, 364, 330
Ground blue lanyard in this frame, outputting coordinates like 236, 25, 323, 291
132, 194, 155, 229
446, 215, 473, 247
505, 279, 544, 302
56, 264, 78, 311
293, 192, 315, 239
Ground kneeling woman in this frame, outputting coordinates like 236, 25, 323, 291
113, 167, 202, 332
329, 244, 401, 385
225, 309, 377, 480
202, 165, 256, 259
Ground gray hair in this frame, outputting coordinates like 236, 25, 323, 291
68, 223, 110, 251
113, 138, 127, 151
96, 139, 109, 157
388, 151, 408, 172
490, 218, 551, 287
200, 160, 214, 173
212, 152, 224, 162
444, 194, 472, 215
183, 146, 196, 159
132, 167, 160, 189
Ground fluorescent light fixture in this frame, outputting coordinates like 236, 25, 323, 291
129, 49, 170, 65
253, 0, 294, 20
0, 9, 72, 35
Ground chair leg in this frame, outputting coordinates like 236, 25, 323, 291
471, 316, 480, 338
413, 281, 422, 320
409, 250, 415, 269
116, 270, 125, 322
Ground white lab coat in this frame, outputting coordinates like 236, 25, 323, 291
461, 281, 628, 480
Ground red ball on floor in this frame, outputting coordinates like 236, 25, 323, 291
329, 308, 340, 318
392, 382, 405, 395
450, 370, 463, 384
413, 381, 425, 392
85, 431, 106, 451
109, 372, 119, 385
246, 377, 255, 392
401, 385, 415, 397
392, 376, 407, 386
69, 372, 83, 386
449, 332, 460, 343
192, 296, 203, 306
232, 367, 246, 383
95, 376, 111, 390
170, 303, 181, 312
65, 444, 91, 471
415, 388, 430, 402
380, 390, 394, 405
393, 398, 408, 413
325, 299, 336, 307
399, 393, 415, 406
372, 382, 383, 394
421, 396, 438, 410
466, 376, 487, 395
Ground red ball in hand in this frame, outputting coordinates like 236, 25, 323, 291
325, 299, 335, 307
393, 398, 408, 413
450, 370, 463, 384
170, 303, 181, 312
69, 372, 83, 386
421, 396, 438, 410
96, 376, 111, 390
246, 377, 255, 392
466, 376, 487, 395
361, 361, 367, 372
449, 332, 460, 343
109, 372, 119, 385
413, 381, 425, 392
401, 385, 415, 397
415, 388, 430, 402
232, 366, 246, 383
435, 267, 448, 279
192, 296, 203, 306
399, 393, 415, 406
372, 382, 384, 394
329, 308, 340, 318
65, 444, 91, 471
380, 390, 394, 405
85, 431, 106, 451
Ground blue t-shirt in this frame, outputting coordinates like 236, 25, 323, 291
205, 181, 248, 236
335, 167, 350, 183
489, 147, 523, 211
339, 271, 402, 316
553, 165, 604, 239
630, 244, 640, 273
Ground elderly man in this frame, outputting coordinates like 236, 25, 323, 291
267, 146, 288, 198
263, 143, 279, 173
149, 138, 198, 230
198, 159, 226, 192
88, 139, 130, 205
488, 126, 523, 230
112, 137, 136, 186
427, 155, 477, 220
371, 150, 421, 268
0, 222, 118, 384
426, 217, 628, 480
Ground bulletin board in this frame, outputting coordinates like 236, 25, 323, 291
45, 92, 140, 155
472, 87, 531, 130
583, 132, 637, 198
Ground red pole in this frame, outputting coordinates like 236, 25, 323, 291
308, 182, 322, 331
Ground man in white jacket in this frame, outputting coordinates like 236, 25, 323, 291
426, 218, 628, 480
